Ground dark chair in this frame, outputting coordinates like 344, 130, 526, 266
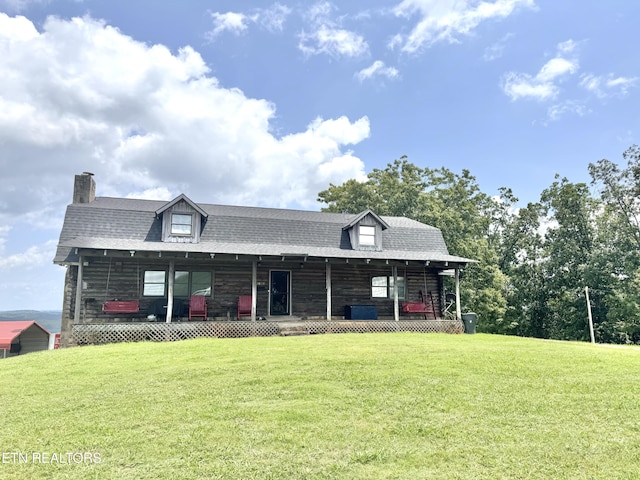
189, 295, 207, 320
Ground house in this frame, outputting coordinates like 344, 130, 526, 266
0, 321, 51, 358
54, 173, 474, 346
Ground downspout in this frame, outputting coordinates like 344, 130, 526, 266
166, 260, 175, 323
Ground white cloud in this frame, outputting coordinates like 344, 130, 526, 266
356, 60, 400, 82
501, 37, 637, 124
0, 0, 42, 12
556, 39, 577, 55
298, 2, 369, 58
0, 240, 57, 270
125, 187, 173, 201
0, 238, 64, 308
206, 3, 292, 39
501, 40, 579, 101
501, 73, 558, 101
257, 3, 292, 32
580, 73, 638, 99
536, 57, 578, 83
299, 25, 368, 57
207, 12, 250, 39
483, 33, 514, 61
207, 3, 291, 40
391, 0, 535, 53
0, 12, 370, 223
546, 100, 590, 123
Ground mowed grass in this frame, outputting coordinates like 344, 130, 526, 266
1, 334, 640, 479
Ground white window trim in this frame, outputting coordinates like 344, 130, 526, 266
359, 225, 376, 246
171, 213, 193, 236
371, 275, 406, 300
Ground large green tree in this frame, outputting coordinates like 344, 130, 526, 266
499, 200, 550, 338
538, 176, 597, 341
318, 157, 507, 328
588, 146, 640, 342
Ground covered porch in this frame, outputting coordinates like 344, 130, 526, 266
61, 247, 469, 346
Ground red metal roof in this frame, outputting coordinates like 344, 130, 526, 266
0, 321, 50, 350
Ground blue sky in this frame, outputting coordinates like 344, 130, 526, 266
0, 0, 638, 310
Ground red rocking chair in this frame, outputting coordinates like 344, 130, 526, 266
237, 295, 252, 319
189, 295, 207, 320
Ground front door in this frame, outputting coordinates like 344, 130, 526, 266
270, 270, 290, 316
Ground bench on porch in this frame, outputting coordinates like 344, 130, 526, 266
102, 300, 140, 314
402, 291, 437, 319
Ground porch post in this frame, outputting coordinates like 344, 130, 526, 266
166, 260, 175, 323
392, 265, 399, 321
326, 262, 332, 320
74, 256, 84, 325
251, 260, 257, 322
455, 267, 462, 321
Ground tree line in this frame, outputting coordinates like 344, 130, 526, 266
317, 147, 640, 343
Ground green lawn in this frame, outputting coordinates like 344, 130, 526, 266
1, 333, 639, 479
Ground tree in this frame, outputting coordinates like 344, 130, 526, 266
588, 146, 640, 343
499, 201, 549, 338
589, 145, 640, 251
538, 176, 597, 341
318, 157, 507, 328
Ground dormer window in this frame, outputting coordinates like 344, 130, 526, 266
156, 195, 207, 243
171, 214, 192, 235
344, 209, 390, 251
359, 226, 376, 246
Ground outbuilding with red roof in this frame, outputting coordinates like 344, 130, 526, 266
0, 321, 51, 359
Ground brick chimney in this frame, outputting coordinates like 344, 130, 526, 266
72, 172, 96, 204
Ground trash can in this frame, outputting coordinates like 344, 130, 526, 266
461, 312, 477, 334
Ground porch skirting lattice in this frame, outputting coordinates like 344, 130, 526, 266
72, 320, 463, 345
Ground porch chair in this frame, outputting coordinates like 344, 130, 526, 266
237, 295, 252, 319
189, 295, 207, 320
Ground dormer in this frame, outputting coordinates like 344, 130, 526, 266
343, 209, 390, 251
156, 194, 208, 243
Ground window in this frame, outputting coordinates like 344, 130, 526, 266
371, 276, 405, 299
143, 271, 166, 296
144, 270, 212, 297
174, 271, 212, 297
359, 225, 376, 246
171, 213, 192, 235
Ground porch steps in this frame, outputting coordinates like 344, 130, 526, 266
279, 325, 310, 336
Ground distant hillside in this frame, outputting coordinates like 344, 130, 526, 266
0, 310, 61, 333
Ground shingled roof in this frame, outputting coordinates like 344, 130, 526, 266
54, 196, 474, 266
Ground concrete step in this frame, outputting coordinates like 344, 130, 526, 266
279, 325, 310, 336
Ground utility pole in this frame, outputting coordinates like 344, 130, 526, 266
585, 286, 595, 344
